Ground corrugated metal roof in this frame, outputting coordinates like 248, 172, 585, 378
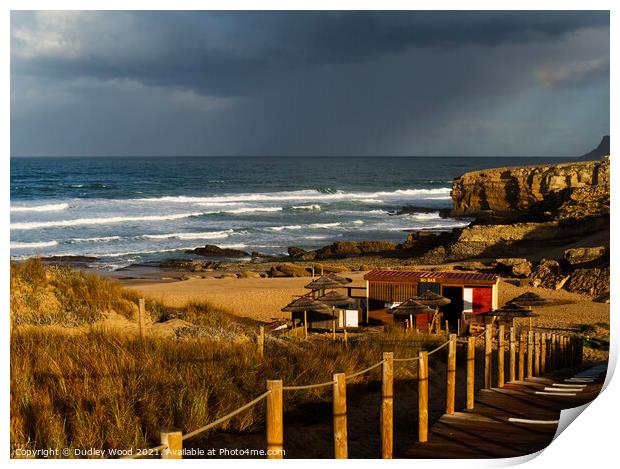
363, 269, 499, 283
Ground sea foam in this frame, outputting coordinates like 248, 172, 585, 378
11, 203, 69, 213
142, 230, 233, 240
11, 211, 212, 230
135, 187, 451, 204
10, 240, 59, 249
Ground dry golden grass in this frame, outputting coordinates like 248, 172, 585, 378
11, 258, 137, 326
10, 260, 438, 458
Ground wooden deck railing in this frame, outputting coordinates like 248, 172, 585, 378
125, 310, 583, 460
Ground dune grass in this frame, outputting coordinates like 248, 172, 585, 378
11, 258, 137, 326
10, 259, 437, 458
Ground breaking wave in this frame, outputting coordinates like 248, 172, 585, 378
11, 211, 212, 230
142, 230, 233, 240
11, 203, 69, 213
10, 240, 59, 249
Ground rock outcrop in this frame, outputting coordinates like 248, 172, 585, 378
564, 246, 607, 267
269, 263, 311, 277
495, 258, 532, 278
530, 259, 570, 290
185, 244, 249, 258
579, 135, 610, 161
451, 158, 609, 221
288, 240, 398, 260
443, 217, 608, 260
564, 267, 610, 296
159, 259, 221, 271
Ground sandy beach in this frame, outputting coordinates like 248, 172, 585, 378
127, 271, 609, 330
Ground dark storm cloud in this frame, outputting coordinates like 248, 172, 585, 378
11, 11, 609, 96
10, 11, 610, 156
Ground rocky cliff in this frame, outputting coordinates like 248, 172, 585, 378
451, 158, 609, 221
579, 135, 610, 161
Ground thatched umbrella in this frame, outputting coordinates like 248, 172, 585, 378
481, 304, 539, 328
317, 290, 356, 307
507, 292, 550, 329
388, 298, 435, 331
316, 291, 357, 337
508, 292, 551, 307
412, 290, 452, 307
304, 273, 352, 292
411, 291, 451, 332
281, 297, 334, 337
281, 297, 333, 315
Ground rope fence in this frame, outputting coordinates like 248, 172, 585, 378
345, 359, 386, 380
427, 339, 451, 356
122, 317, 583, 460
283, 380, 336, 391
182, 390, 272, 441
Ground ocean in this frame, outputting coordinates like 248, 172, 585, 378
10, 156, 571, 270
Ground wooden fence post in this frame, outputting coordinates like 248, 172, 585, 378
526, 330, 533, 378
518, 331, 525, 381
304, 311, 308, 340
509, 326, 516, 382
333, 373, 348, 459
467, 336, 475, 410
138, 298, 146, 345
257, 326, 265, 359
266, 380, 284, 459
540, 332, 547, 373
551, 334, 557, 369
418, 351, 429, 443
562, 335, 567, 368
381, 352, 394, 459
497, 324, 505, 388
484, 324, 492, 389
549, 334, 555, 369
534, 332, 540, 376
561, 336, 566, 367
445, 320, 450, 338
446, 334, 457, 414
160, 427, 183, 459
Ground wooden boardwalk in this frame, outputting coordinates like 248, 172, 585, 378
404, 366, 606, 458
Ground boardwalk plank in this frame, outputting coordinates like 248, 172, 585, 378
403, 367, 604, 459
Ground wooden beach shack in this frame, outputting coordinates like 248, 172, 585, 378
363, 270, 500, 332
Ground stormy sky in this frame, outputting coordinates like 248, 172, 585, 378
10, 10, 610, 157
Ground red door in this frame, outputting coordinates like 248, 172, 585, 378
472, 287, 493, 312
415, 313, 430, 329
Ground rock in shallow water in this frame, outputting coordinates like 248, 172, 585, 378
185, 244, 249, 258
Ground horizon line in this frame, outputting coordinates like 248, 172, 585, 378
10, 154, 581, 159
